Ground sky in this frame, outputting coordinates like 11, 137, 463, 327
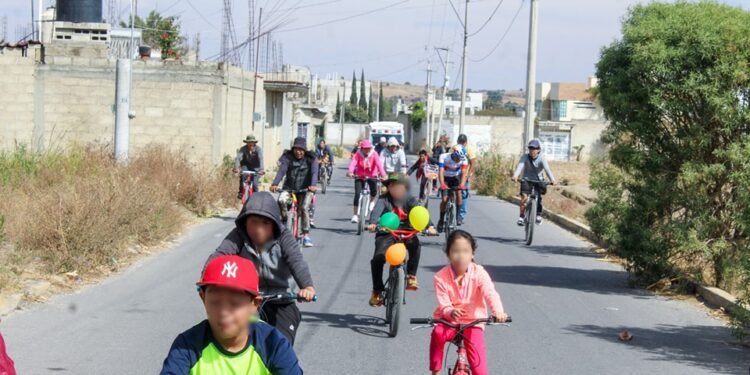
3, 0, 748, 90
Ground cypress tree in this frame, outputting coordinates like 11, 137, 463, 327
350, 71, 357, 105
378, 84, 385, 121
368, 85, 374, 121
359, 69, 368, 110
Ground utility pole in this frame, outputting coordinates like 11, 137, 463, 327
339, 82, 346, 146
425, 59, 433, 149
251, 8, 263, 131
458, 0, 469, 136
1, 16, 7, 41
435, 46, 451, 147
115, 59, 131, 162
37, 0, 42, 41
523, 0, 539, 148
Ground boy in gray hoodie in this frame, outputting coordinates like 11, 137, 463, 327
205, 192, 316, 344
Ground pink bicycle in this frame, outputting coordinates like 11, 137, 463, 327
410, 316, 512, 374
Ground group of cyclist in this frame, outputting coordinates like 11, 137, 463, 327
160, 134, 555, 374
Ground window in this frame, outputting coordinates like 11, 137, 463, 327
538, 131, 571, 161
551, 100, 568, 120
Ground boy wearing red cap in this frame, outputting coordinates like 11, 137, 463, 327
161, 255, 303, 375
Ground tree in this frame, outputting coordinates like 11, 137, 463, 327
367, 85, 374, 122
409, 102, 426, 131
344, 103, 369, 123
378, 84, 385, 121
587, 1, 750, 300
350, 71, 357, 106
359, 70, 368, 110
121, 10, 184, 59
335, 93, 341, 121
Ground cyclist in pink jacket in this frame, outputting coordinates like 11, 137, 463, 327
430, 230, 508, 375
347, 140, 387, 223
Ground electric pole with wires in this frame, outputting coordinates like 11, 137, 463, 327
523, 0, 539, 148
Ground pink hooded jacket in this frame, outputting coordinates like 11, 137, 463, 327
432, 263, 504, 328
348, 150, 386, 178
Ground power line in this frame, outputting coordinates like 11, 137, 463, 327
447, 0, 464, 28
277, 0, 411, 33
468, 0, 504, 37
470, 0, 524, 62
185, 0, 219, 30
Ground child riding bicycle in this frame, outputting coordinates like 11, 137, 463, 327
437, 146, 469, 231
511, 139, 556, 226
366, 175, 437, 306
407, 149, 439, 201
428, 230, 508, 375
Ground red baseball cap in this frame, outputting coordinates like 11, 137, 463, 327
198, 255, 260, 296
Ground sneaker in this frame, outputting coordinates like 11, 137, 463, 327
369, 291, 384, 307
457, 216, 464, 226
536, 216, 543, 225
303, 236, 314, 247
237, 192, 243, 200
406, 275, 419, 291
437, 219, 445, 233
516, 217, 525, 226
310, 220, 316, 228
351, 214, 359, 224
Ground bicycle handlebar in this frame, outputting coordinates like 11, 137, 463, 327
521, 177, 551, 186
410, 316, 512, 327
241, 170, 265, 176
376, 226, 420, 239
261, 292, 318, 303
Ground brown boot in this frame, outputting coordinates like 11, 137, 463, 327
406, 275, 419, 291
369, 291, 384, 306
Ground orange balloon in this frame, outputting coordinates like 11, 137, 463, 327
385, 243, 407, 266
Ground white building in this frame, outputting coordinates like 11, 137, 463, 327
432, 92, 484, 117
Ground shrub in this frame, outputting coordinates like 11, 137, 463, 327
473, 153, 516, 200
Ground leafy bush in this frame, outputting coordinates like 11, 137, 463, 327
473, 153, 517, 200
592, 1, 750, 298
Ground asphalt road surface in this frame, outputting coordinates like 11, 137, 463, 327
3, 164, 748, 374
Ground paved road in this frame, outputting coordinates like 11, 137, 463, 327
3, 164, 748, 374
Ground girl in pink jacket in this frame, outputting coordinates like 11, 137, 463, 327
430, 230, 508, 375
347, 140, 386, 223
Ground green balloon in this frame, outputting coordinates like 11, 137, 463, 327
379, 212, 401, 230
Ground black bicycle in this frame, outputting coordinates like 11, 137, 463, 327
521, 178, 550, 246
379, 227, 420, 338
441, 186, 463, 241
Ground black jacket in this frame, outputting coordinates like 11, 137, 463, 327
272, 150, 319, 192
206, 192, 314, 295
368, 194, 433, 233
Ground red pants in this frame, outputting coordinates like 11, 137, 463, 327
429, 325, 487, 375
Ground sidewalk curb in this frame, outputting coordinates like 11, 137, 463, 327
501, 195, 747, 315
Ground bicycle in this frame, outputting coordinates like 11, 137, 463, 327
410, 316, 512, 374
440, 186, 463, 241
521, 178, 550, 246
421, 164, 440, 208
259, 292, 318, 346
282, 189, 311, 246
239, 169, 264, 205
354, 176, 380, 235
377, 227, 421, 338
319, 162, 332, 194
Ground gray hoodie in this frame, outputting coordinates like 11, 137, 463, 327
206, 192, 314, 296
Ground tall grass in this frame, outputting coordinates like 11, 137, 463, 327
473, 153, 517, 199
0, 145, 235, 283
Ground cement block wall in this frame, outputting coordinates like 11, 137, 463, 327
0, 51, 37, 150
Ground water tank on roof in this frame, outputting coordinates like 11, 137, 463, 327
56, 0, 103, 23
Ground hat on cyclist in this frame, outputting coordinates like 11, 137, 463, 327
457, 134, 468, 144
243, 135, 258, 143
383, 174, 410, 189
528, 139, 541, 149
198, 255, 260, 296
379, 136, 387, 144
387, 137, 399, 147
360, 139, 373, 149
292, 137, 307, 150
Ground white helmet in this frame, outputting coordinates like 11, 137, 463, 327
379, 136, 387, 144
387, 137, 399, 146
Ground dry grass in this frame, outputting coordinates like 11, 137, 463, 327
0, 145, 236, 292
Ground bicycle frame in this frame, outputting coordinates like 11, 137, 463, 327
521, 178, 548, 246
380, 228, 419, 338
355, 177, 379, 235
441, 188, 461, 241
284, 190, 308, 245
240, 170, 257, 205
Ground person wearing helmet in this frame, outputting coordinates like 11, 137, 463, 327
437, 146, 470, 231
366, 175, 437, 306
347, 140, 387, 223
512, 139, 556, 226
456, 134, 477, 223
375, 136, 388, 155
380, 137, 407, 176
161, 255, 303, 374
271, 137, 319, 248
205, 192, 316, 345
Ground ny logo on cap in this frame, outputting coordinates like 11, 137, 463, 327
222, 261, 238, 278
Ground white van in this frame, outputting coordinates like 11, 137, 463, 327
366, 121, 404, 145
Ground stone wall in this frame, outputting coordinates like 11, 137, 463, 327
0, 43, 268, 164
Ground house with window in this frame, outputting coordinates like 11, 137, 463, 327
532, 78, 607, 161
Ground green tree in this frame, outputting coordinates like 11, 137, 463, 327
368, 85, 374, 122
359, 70, 368, 110
350, 71, 357, 106
409, 102, 426, 131
587, 1, 750, 298
378, 84, 385, 121
344, 103, 369, 123
121, 10, 184, 59
335, 93, 341, 121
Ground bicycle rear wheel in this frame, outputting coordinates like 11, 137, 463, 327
423, 179, 432, 208
320, 169, 328, 194
357, 194, 367, 235
387, 267, 404, 338
444, 196, 456, 241
525, 195, 537, 246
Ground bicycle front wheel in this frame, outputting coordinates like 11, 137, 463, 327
321, 170, 328, 194
444, 201, 455, 241
423, 180, 432, 208
525, 196, 537, 246
357, 195, 368, 235
387, 267, 404, 338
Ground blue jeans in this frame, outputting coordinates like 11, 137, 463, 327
459, 180, 470, 219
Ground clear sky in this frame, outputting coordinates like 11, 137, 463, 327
3, 0, 748, 90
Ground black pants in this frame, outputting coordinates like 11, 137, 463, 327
259, 302, 302, 345
371, 234, 421, 292
353, 179, 378, 206
418, 176, 430, 200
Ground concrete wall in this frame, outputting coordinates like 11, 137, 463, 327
0, 43, 274, 164
570, 120, 608, 160
325, 123, 367, 147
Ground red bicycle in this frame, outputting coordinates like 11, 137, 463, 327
283, 189, 310, 246
410, 316, 512, 374
239, 169, 264, 205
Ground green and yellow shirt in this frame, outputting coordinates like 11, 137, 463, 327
160, 320, 302, 375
